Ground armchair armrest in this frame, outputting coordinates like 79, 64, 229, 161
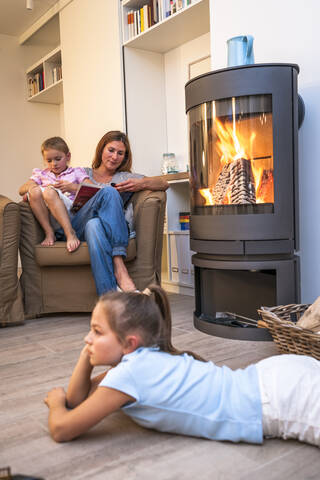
19, 201, 45, 317
128, 190, 166, 290
0, 195, 24, 326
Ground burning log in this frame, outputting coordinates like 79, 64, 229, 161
256, 169, 274, 204
209, 158, 256, 205
211, 164, 230, 204
229, 158, 256, 204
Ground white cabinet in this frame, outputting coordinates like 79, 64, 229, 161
168, 232, 195, 287
26, 46, 63, 105
160, 173, 195, 295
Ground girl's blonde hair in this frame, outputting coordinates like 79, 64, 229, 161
92, 131, 132, 172
98, 285, 205, 361
41, 136, 70, 155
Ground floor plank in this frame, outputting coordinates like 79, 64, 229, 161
0, 293, 318, 479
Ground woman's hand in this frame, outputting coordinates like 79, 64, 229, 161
44, 387, 66, 409
54, 180, 78, 194
115, 178, 144, 192
115, 176, 169, 193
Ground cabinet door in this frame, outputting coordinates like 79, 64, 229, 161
169, 233, 194, 286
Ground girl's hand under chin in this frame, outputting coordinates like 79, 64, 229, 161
44, 387, 66, 408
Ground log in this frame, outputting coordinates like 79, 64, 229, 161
297, 296, 320, 332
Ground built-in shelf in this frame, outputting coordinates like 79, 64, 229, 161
122, 0, 209, 53
26, 46, 63, 105
163, 172, 190, 183
27, 79, 63, 104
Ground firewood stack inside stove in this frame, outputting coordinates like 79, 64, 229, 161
213, 158, 256, 204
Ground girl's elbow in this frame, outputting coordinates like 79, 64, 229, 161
50, 421, 77, 443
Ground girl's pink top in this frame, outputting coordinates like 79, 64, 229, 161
30, 166, 89, 201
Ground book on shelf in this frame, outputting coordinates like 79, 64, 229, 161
28, 69, 46, 97
124, 0, 195, 42
52, 65, 62, 84
126, 1, 163, 41
71, 183, 134, 213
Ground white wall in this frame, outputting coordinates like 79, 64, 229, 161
0, 34, 61, 201
210, 0, 320, 303
165, 32, 211, 173
125, 47, 167, 176
60, 0, 124, 167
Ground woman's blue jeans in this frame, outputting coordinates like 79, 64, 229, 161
69, 186, 129, 295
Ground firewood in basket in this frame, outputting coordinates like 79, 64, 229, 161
297, 297, 320, 332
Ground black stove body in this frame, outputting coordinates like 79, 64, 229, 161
185, 64, 302, 340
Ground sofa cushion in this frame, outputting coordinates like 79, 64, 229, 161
34, 238, 137, 267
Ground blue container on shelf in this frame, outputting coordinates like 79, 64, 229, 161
179, 212, 190, 230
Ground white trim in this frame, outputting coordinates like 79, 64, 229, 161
188, 54, 211, 80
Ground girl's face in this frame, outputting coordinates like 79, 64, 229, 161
85, 303, 125, 367
101, 141, 126, 173
43, 148, 70, 176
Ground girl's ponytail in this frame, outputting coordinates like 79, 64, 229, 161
145, 285, 205, 362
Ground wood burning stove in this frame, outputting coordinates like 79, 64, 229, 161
185, 63, 303, 340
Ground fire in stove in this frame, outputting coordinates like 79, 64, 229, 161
199, 102, 274, 207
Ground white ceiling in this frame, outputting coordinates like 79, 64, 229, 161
0, 0, 59, 37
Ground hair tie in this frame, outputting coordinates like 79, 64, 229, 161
142, 287, 152, 296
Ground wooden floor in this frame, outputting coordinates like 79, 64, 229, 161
1, 293, 319, 480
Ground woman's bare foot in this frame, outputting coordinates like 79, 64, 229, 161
66, 231, 81, 253
41, 230, 56, 246
113, 256, 136, 291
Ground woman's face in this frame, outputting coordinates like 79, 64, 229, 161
85, 303, 124, 367
101, 141, 126, 173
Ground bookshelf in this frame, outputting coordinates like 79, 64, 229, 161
26, 46, 63, 104
121, 1, 211, 294
122, 0, 210, 53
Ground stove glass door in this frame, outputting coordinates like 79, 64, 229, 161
188, 94, 274, 215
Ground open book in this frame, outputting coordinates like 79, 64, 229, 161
71, 183, 134, 213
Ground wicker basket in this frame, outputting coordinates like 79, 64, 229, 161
258, 304, 320, 360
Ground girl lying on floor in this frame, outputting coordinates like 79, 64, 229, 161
44, 285, 320, 446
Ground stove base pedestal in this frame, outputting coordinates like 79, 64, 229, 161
193, 254, 300, 341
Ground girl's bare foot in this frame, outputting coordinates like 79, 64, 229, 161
66, 232, 81, 253
41, 231, 56, 246
113, 256, 136, 291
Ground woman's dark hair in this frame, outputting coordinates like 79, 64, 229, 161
92, 131, 132, 172
98, 285, 205, 362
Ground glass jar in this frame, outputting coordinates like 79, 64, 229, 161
162, 153, 178, 174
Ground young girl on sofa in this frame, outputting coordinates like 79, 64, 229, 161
19, 136, 90, 252
44, 285, 320, 447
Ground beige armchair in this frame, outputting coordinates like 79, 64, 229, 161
19, 190, 166, 319
0, 195, 24, 326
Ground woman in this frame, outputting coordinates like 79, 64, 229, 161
66, 131, 168, 294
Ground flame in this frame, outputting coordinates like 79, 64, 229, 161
199, 116, 274, 206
